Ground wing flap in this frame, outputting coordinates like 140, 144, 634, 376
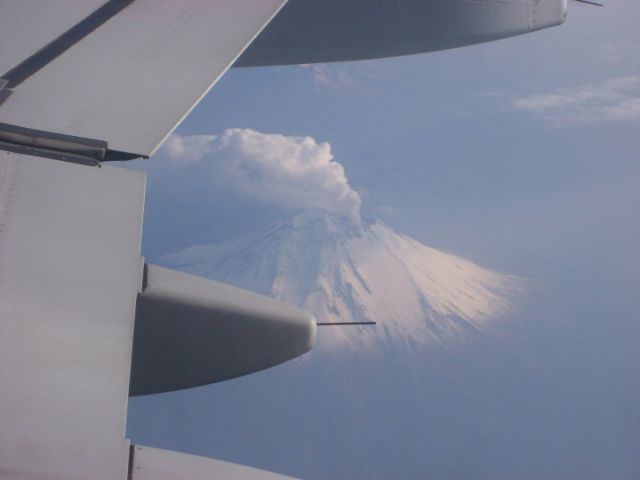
0, 151, 145, 480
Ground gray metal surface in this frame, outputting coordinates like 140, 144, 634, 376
130, 264, 316, 396
236, 0, 567, 66
0, 0, 108, 74
130, 445, 297, 480
0, 151, 145, 480
0, 121, 107, 165
0, 0, 287, 157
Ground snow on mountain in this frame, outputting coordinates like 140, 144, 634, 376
161, 209, 521, 349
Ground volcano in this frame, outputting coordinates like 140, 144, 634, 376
132, 211, 622, 480
161, 209, 521, 349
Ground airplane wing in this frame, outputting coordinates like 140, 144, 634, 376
0, 2, 315, 480
0, 0, 287, 161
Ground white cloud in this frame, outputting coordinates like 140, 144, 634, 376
301, 62, 389, 89
163, 134, 215, 164
162, 129, 362, 224
512, 75, 640, 126
309, 64, 357, 89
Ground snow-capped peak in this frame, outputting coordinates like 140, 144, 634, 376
161, 209, 520, 349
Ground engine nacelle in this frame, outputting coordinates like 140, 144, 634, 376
237, 0, 567, 66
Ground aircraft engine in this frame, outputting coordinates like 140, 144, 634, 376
236, 0, 569, 66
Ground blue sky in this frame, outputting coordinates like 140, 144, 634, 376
126, 2, 639, 477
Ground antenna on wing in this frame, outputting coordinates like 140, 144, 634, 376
573, 0, 603, 6
317, 321, 377, 326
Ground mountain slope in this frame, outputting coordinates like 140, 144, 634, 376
161, 209, 521, 349
129, 211, 638, 480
